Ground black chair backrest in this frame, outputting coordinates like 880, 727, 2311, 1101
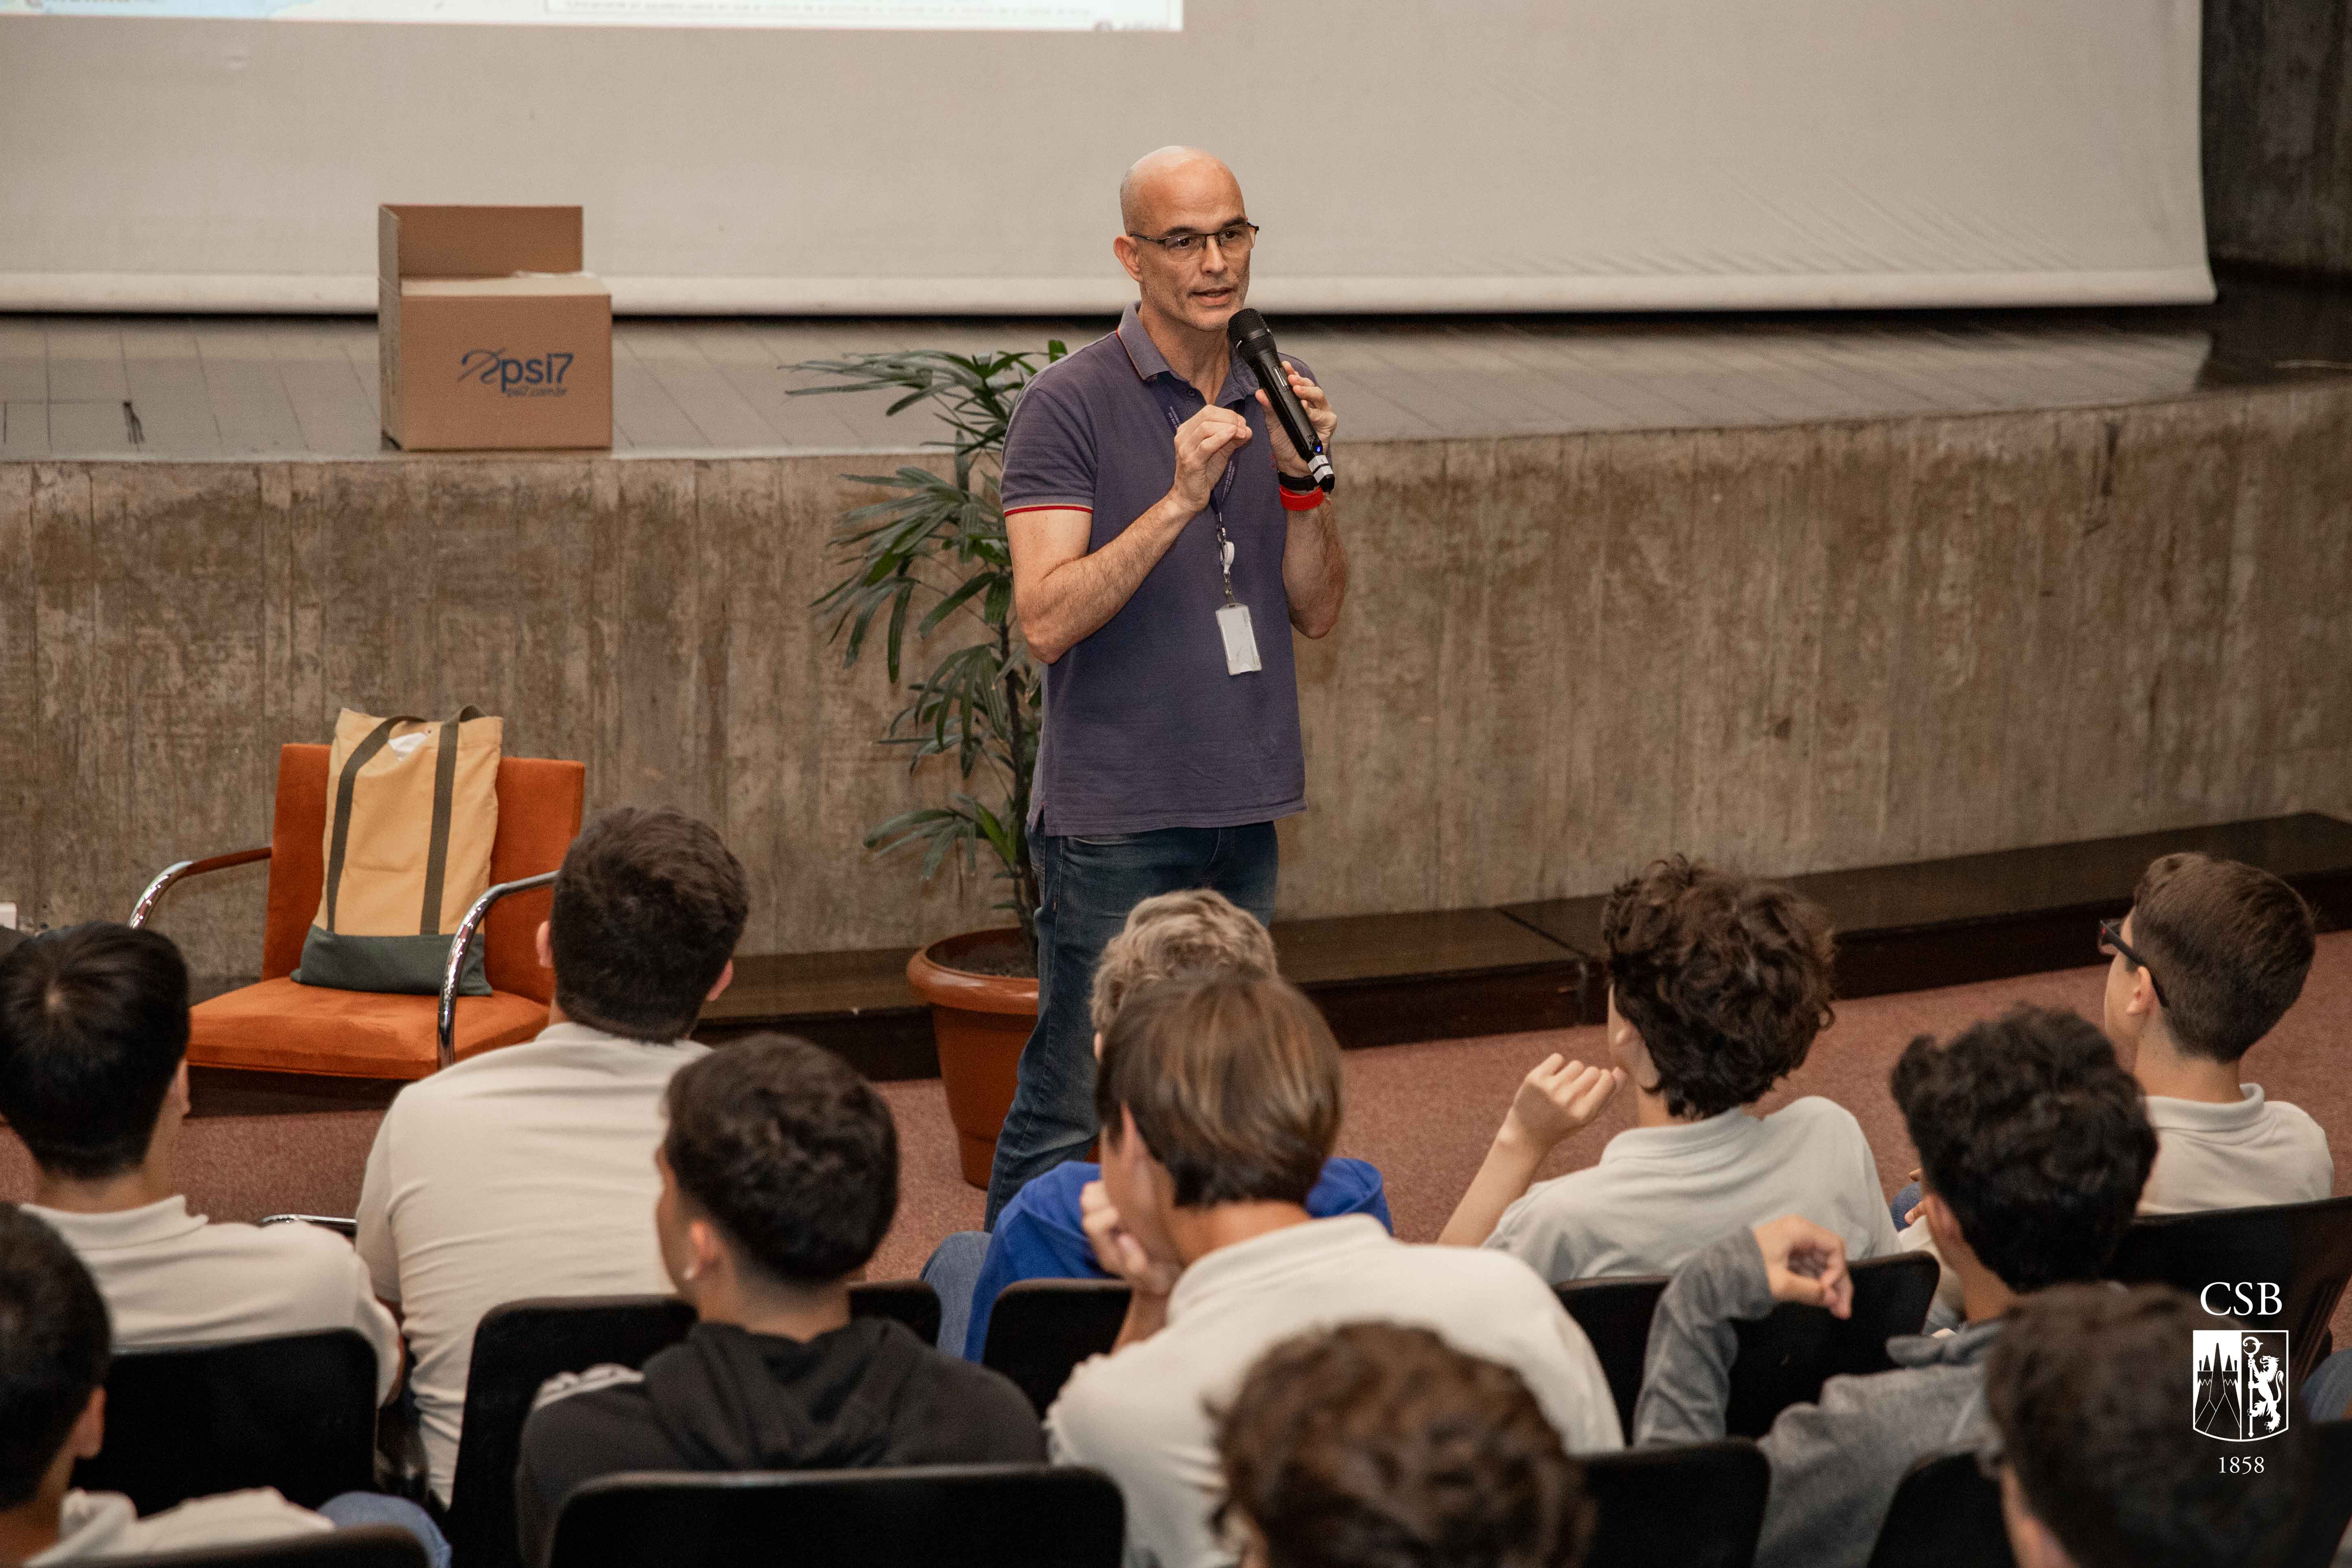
2106, 1196, 2352, 1386
450, 1295, 697, 1568
548, 1465, 1125, 1568
1725, 1251, 1939, 1438
1864, 1449, 2011, 1568
1554, 1275, 1670, 1438
97, 1526, 427, 1568
450, 1284, 939, 1568
979, 1279, 1132, 1417
72, 1329, 378, 1515
1579, 1440, 1768, 1568
2281, 1419, 2352, 1568
850, 1277, 943, 1345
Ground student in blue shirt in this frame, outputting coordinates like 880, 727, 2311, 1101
951, 889, 1390, 1360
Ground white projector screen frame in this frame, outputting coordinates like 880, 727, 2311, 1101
0, 0, 2212, 314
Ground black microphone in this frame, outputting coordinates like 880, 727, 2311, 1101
1226, 308, 1334, 492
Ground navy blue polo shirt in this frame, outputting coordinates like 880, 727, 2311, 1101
1001, 303, 1308, 837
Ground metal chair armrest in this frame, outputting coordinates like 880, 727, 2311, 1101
128, 847, 274, 929
437, 872, 558, 1071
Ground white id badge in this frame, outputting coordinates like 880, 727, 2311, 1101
1216, 603, 1263, 675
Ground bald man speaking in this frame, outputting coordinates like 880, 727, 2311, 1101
986, 148, 1347, 1224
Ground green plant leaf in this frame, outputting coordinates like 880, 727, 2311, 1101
795, 341, 1060, 965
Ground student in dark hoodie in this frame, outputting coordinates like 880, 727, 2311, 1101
514, 1034, 1044, 1564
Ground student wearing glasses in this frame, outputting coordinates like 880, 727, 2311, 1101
1888, 853, 2325, 1329
986, 147, 1348, 1227
2098, 853, 2326, 1214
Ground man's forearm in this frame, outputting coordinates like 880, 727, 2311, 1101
1436, 1128, 1545, 1247
1283, 502, 1346, 637
1632, 1230, 1776, 1448
1112, 1288, 1170, 1350
1023, 495, 1195, 663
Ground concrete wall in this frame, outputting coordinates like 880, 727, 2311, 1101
2205, 0, 2352, 276
6, 382, 2351, 984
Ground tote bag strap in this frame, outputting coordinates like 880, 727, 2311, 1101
418, 705, 486, 936
323, 714, 420, 934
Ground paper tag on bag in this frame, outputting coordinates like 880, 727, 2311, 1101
1217, 603, 1262, 676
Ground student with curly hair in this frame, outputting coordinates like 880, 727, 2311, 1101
1634, 1006, 2157, 1568
1987, 1284, 2310, 1568
1440, 857, 1899, 1281
1214, 1321, 1596, 1568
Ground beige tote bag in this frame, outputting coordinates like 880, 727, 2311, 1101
293, 707, 503, 995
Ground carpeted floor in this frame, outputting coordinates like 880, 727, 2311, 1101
4, 934, 2345, 1334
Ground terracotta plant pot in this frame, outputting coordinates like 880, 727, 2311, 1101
906, 928, 1040, 1189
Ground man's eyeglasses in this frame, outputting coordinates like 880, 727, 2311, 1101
1126, 222, 1259, 259
2098, 917, 2168, 1008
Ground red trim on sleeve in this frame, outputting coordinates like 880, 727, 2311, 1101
1003, 503, 1093, 517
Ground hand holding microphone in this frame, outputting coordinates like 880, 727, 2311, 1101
1227, 308, 1337, 492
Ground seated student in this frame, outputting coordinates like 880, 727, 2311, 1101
2101, 852, 2326, 1213
1215, 1320, 1596, 1568
1986, 1284, 2310, 1568
0, 1203, 446, 1566
356, 805, 748, 1505
0, 925, 402, 1405
1050, 973, 1622, 1568
1895, 853, 2329, 1323
1441, 857, 1899, 1279
1634, 1006, 2157, 1568
962, 889, 1389, 1360
516, 1035, 1041, 1563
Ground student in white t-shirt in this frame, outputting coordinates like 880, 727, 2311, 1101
0, 1203, 446, 1566
0, 925, 402, 1404
356, 805, 748, 1505
1047, 973, 1621, 1568
1440, 856, 1900, 1280
2101, 852, 2329, 1214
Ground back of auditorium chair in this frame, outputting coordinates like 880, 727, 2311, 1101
1578, 1440, 1768, 1568
72, 1330, 378, 1516
97, 1526, 429, 1568
2281, 1419, 2352, 1568
850, 1277, 943, 1345
2105, 1195, 2352, 1387
547, 1465, 1124, 1568
450, 1296, 697, 1568
1725, 1251, 1939, 1439
979, 1278, 1131, 1417
1554, 1274, 1670, 1439
449, 1283, 946, 1568
1863, 1450, 2011, 1568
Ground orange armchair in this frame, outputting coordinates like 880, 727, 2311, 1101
128, 744, 586, 1079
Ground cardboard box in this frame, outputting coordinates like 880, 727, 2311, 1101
378, 205, 612, 450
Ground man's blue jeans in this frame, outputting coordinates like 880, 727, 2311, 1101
983, 823, 1279, 1227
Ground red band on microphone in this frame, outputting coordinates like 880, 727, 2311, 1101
1279, 486, 1326, 512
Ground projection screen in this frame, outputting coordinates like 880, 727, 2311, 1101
0, 0, 2211, 314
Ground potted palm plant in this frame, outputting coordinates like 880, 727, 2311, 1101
795, 342, 1064, 1187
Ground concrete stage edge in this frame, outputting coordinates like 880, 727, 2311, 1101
5, 379, 2350, 986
